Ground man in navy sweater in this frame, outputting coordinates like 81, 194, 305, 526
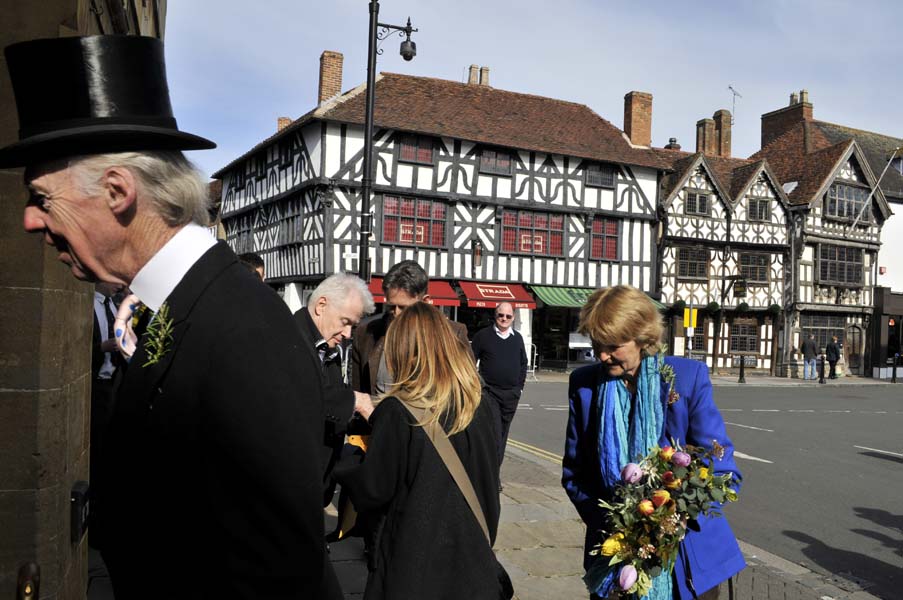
471, 302, 528, 470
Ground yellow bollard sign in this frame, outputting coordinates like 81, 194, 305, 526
683, 308, 698, 328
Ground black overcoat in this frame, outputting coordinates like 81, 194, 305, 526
102, 242, 340, 600
334, 395, 501, 600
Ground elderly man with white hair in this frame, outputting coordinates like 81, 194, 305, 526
293, 273, 376, 503
4, 35, 340, 599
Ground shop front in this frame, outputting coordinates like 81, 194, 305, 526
870, 287, 903, 380
529, 286, 596, 370
366, 277, 462, 317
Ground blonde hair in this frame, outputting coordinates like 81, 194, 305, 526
70, 151, 210, 227
383, 303, 481, 435
578, 285, 663, 356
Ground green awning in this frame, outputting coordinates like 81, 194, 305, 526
530, 285, 666, 311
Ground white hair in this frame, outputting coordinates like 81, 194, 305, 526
69, 151, 210, 227
308, 273, 375, 315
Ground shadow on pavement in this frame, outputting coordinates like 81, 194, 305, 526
783, 530, 898, 599
856, 450, 903, 465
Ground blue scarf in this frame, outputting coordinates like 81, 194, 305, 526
587, 354, 672, 600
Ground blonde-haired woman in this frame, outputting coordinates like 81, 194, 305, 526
334, 302, 504, 600
562, 285, 745, 599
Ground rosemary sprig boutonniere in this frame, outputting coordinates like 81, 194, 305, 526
658, 347, 680, 405
142, 302, 174, 367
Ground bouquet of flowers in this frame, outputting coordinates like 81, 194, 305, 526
586, 440, 739, 598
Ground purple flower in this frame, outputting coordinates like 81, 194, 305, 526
672, 452, 691, 467
621, 463, 643, 484
618, 564, 638, 590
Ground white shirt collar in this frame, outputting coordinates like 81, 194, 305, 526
494, 324, 513, 339
130, 224, 217, 312
94, 291, 105, 304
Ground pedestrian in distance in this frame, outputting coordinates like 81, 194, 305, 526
239, 251, 265, 280
471, 301, 528, 471
562, 285, 744, 599
801, 334, 819, 380
335, 302, 508, 600
826, 335, 840, 379
4, 35, 340, 599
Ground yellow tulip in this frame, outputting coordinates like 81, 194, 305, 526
601, 533, 624, 556
698, 467, 710, 480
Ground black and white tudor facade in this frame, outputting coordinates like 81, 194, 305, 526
214, 58, 669, 367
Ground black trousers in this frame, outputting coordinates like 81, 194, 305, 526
829, 360, 837, 379
485, 386, 521, 466
89, 377, 115, 550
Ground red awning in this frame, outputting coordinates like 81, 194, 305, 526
458, 281, 536, 309
368, 277, 461, 307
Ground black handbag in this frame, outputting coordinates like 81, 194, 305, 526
403, 404, 514, 600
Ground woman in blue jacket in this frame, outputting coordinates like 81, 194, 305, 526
562, 285, 745, 599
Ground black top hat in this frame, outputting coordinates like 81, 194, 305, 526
0, 35, 215, 168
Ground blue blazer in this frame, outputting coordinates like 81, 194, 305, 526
562, 356, 746, 599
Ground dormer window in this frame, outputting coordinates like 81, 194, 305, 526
685, 191, 710, 216
585, 163, 615, 188
826, 183, 869, 224
748, 198, 771, 222
480, 147, 513, 176
398, 134, 435, 165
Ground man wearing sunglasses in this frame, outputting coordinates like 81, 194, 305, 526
471, 302, 528, 471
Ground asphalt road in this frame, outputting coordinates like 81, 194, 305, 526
508, 380, 903, 600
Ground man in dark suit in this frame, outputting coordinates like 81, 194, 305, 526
351, 260, 472, 395
6, 35, 339, 599
293, 273, 375, 503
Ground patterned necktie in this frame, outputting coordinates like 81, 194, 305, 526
103, 297, 116, 341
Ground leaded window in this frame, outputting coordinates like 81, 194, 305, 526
677, 247, 709, 280
748, 198, 771, 222
254, 153, 267, 180
275, 198, 303, 246
826, 183, 870, 223
398, 134, 435, 164
739, 253, 769, 285
229, 214, 253, 255
590, 217, 619, 261
278, 140, 292, 167
500, 209, 565, 257
480, 148, 513, 176
729, 321, 759, 353
800, 314, 845, 351
685, 191, 709, 216
585, 163, 615, 188
818, 245, 863, 286
382, 196, 446, 247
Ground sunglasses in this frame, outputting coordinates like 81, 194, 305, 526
496, 313, 513, 320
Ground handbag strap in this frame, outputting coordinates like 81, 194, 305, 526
402, 403, 491, 544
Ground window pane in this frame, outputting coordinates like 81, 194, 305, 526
605, 220, 618, 235
518, 212, 533, 227
384, 217, 398, 242
399, 198, 415, 217
502, 226, 516, 252
550, 214, 564, 230
431, 222, 444, 246
432, 203, 445, 220
502, 211, 517, 226
550, 232, 563, 255
604, 237, 618, 260
417, 200, 431, 218
534, 213, 548, 229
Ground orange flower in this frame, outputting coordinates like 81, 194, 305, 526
637, 500, 655, 516
659, 446, 675, 461
652, 490, 671, 508
662, 471, 682, 490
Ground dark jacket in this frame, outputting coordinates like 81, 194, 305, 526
334, 396, 500, 600
801, 337, 819, 360
563, 357, 746, 599
293, 306, 356, 502
351, 311, 472, 394
103, 242, 340, 600
826, 341, 840, 363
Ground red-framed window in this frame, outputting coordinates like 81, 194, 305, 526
590, 217, 619, 260
500, 209, 564, 257
398, 134, 435, 164
381, 196, 446, 248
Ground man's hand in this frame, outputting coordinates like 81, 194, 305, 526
354, 391, 374, 421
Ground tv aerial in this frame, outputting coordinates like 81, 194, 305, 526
728, 85, 742, 125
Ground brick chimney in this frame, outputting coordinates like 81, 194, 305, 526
761, 88, 813, 148
696, 118, 715, 155
318, 50, 343, 104
624, 91, 653, 147
713, 109, 731, 158
479, 66, 490, 86
277, 117, 292, 132
468, 64, 479, 84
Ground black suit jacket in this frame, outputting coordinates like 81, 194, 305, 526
103, 242, 340, 600
292, 307, 355, 503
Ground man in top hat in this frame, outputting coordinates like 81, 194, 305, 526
2, 35, 340, 599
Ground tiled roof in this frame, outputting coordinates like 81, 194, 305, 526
815, 121, 903, 201
655, 149, 761, 205
212, 72, 670, 178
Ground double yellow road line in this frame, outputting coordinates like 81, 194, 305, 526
507, 438, 561, 465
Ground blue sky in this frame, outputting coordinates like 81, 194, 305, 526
165, 0, 903, 180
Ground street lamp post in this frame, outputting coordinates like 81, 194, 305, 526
359, 1, 417, 281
